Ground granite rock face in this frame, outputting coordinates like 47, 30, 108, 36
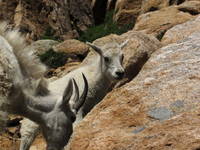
162, 15, 200, 45
67, 31, 200, 150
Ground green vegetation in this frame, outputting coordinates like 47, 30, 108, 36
78, 10, 133, 42
39, 49, 67, 68
40, 26, 59, 41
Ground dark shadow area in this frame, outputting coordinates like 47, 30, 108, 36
6, 118, 22, 127
93, 0, 108, 25
108, 0, 117, 10
179, 8, 199, 15
156, 29, 168, 41
149, 7, 158, 12
169, 0, 186, 5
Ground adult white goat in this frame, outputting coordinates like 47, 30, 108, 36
20, 39, 128, 150
0, 22, 88, 150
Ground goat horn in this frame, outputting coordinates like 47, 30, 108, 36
119, 39, 129, 49
72, 78, 79, 104
73, 73, 88, 111
60, 79, 73, 106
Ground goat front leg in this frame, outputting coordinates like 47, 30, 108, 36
20, 118, 40, 150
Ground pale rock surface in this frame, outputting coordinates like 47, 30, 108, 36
134, 6, 194, 39
162, 15, 200, 45
67, 31, 200, 150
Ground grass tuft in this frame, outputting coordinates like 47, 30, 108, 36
78, 10, 133, 42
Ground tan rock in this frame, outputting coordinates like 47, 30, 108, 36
127, 110, 200, 150
134, 6, 194, 39
114, 0, 143, 25
141, 0, 170, 14
53, 39, 89, 56
162, 15, 200, 45
67, 31, 200, 149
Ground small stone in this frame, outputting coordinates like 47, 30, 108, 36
148, 107, 173, 121
170, 100, 184, 109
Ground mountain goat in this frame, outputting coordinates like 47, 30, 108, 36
0, 22, 88, 150
20, 39, 129, 150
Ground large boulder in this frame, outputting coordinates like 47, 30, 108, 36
67, 31, 200, 149
53, 39, 89, 56
162, 15, 200, 45
134, 6, 195, 40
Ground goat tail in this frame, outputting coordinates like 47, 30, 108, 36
0, 22, 47, 79
0, 22, 48, 131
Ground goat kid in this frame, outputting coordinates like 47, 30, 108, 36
20, 40, 128, 150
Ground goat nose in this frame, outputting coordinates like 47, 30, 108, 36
116, 71, 124, 78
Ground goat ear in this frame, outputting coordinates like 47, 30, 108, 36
57, 79, 73, 109
71, 73, 88, 114
119, 39, 129, 49
86, 42, 103, 56
34, 78, 49, 96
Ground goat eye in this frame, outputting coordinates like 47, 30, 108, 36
104, 57, 110, 63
